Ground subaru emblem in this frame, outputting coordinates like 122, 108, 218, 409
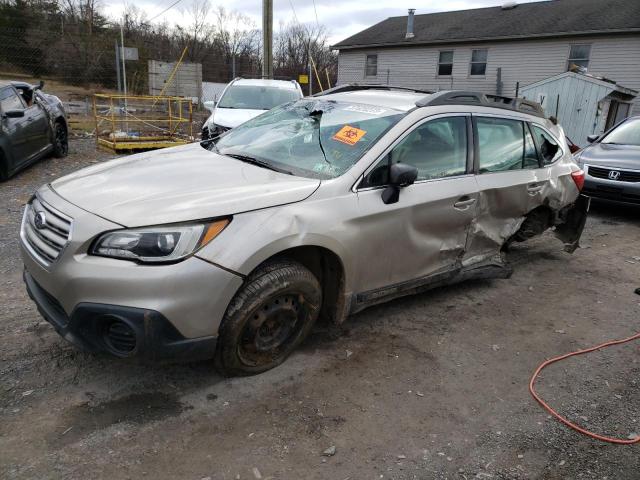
34, 211, 47, 230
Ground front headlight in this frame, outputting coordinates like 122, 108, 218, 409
91, 219, 230, 264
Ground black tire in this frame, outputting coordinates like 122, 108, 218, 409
0, 152, 8, 182
52, 120, 69, 158
215, 260, 322, 376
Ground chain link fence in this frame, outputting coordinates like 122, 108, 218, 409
0, 22, 263, 134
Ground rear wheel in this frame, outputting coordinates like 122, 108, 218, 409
52, 121, 68, 158
215, 260, 322, 376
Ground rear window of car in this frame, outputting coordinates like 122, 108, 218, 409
218, 85, 300, 110
0, 87, 25, 112
476, 117, 541, 172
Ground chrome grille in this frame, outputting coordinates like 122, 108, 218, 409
588, 165, 640, 183
21, 196, 72, 266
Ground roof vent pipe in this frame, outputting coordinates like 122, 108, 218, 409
501, 2, 518, 9
405, 9, 416, 39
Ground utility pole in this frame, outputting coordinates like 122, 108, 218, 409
120, 17, 127, 96
115, 40, 122, 92
262, 0, 273, 79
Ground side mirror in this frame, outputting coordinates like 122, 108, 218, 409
586, 134, 599, 143
381, 163, 418, 205
3, 110, 25, 119
36, 80, 45, 91
204, 100, 216, 112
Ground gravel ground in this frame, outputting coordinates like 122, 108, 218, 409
1, 139, 639, 479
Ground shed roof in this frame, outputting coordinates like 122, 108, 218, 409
333, 0, 640, 50
522, 72, 638, 97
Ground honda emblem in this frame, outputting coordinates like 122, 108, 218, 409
608, 170, 621, 181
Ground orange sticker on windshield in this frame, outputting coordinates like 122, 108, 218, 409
332, 125, 366, 146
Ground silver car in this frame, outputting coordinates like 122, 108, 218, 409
575, 115, 640, 205
20, 86, 589, 375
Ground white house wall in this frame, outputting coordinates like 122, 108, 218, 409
337, 34, 640, 113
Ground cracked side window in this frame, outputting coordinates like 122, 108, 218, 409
531, 125, 561, 166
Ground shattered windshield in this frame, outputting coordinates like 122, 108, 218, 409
205, 99, 406, 179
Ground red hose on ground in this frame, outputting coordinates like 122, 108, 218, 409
529, 332, 640, 445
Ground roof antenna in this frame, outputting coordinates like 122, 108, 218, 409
405, 9, 416, 39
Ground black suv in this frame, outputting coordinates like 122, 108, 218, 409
0, 81, 68, 181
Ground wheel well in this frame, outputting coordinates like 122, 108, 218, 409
512, 205, 554, 242
267, 246, 347, 324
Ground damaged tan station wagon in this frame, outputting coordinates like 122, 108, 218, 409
21, 85, 590, 376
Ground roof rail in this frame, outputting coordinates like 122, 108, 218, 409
314, 83, 433, 97
416, 90, 545, 118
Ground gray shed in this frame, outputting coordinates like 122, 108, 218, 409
520, 72, 637, 147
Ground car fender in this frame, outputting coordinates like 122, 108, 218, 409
195, 206, 354, 292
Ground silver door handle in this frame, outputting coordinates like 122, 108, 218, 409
453, 197, 476, 209
527, 184, 543, 194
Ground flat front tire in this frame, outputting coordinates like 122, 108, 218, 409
215, 260, 322, 376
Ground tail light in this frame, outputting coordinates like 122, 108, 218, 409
571, 169, 585, 191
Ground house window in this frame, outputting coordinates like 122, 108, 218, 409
438, 51, 454, 76
567, 44, 591, 71
365, 54, 378, 77
470, 49, 487, 76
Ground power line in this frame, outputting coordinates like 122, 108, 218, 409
288, 0, 299, 25
147, 0, 185, 23
312, 0, 320, 27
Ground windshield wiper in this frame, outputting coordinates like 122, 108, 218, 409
224, 153, 293, 175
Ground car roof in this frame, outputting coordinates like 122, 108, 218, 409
317, 90, 426, 112
0, 80, 32, 89
232, 78, 299, 90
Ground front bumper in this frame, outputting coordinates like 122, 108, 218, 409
20, 186, 244, 360
582, 173, 640, 205
24, 271, 217, 361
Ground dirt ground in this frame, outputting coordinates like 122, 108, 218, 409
1, 139, 639, 479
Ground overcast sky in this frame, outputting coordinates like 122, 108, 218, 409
104, 0, 542, 45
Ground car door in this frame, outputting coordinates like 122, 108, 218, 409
24, 98, 51, 154
466, 114, 546, 258
352, 114, 479, 297
0, 86, 31, 166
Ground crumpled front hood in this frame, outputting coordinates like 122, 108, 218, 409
51, 142, 320, 227
212, 108, 266, 128
578, 143, 640, 170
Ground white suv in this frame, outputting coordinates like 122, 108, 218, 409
202, 78, 303, 139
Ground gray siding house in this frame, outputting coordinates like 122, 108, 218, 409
333, 0, 640, 113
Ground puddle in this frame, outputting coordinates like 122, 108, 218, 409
50, 392, 186, 447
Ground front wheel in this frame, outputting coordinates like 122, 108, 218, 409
215, 260, 322, 376
52, 121, 68, 158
